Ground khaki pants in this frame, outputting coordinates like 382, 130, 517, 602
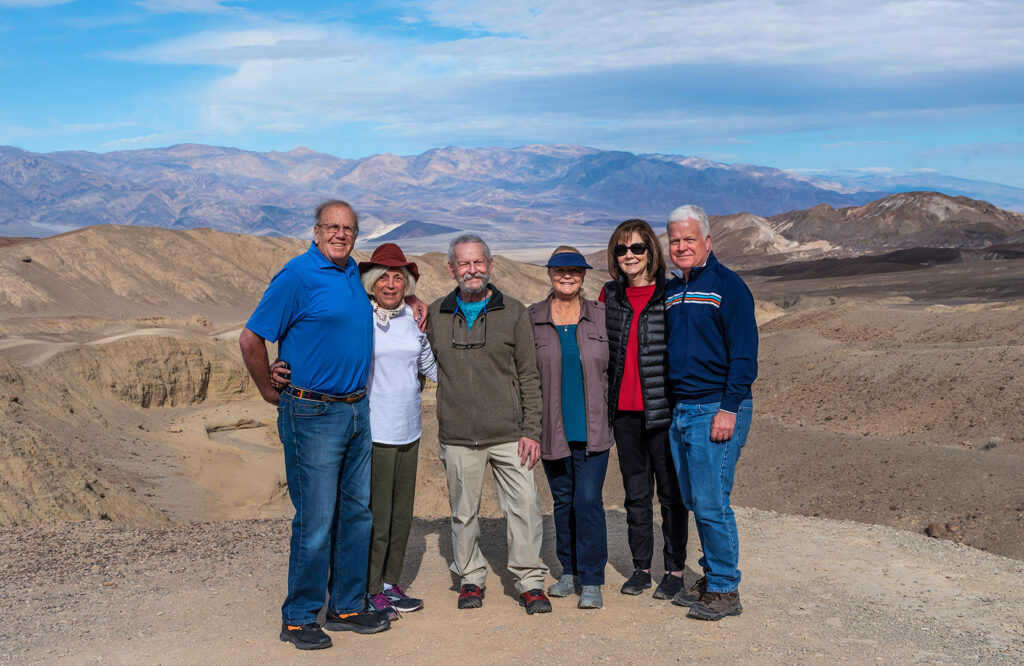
439, 440, 548, 593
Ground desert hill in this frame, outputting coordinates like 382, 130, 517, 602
1, 225, 1022, 662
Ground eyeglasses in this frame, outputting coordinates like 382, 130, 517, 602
613, 242, 648, 257
452, 306, 487, 349
317, 224, 357, 237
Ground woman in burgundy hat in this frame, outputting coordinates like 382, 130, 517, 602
272, 242, 436, 619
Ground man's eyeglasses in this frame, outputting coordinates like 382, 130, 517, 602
317, 224, 356, 237
452, 308, 487, 349
613, 242, 648, 257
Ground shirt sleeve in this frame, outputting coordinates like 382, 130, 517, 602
244, 267, 304, 343
417, 330, 438, 383
720, 275, 759, 413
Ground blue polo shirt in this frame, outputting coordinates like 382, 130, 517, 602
245, 242, 373, 396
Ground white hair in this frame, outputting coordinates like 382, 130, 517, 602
360, 265, 416, 298
447, 233, 491, 264
667, 205, 710, 238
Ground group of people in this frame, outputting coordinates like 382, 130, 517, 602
239, 199, 759, 651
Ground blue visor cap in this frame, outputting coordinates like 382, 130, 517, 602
546, 252, 593, 269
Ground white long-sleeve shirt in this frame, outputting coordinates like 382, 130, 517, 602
366, 304, 438, 445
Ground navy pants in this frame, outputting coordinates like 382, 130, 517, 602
542, 443, 609, 586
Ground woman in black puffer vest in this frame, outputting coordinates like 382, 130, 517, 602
601, 218, 688, 600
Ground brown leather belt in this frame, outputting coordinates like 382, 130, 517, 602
284, 385, 366, 403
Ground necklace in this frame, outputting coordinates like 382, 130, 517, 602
551, 299, 580, 332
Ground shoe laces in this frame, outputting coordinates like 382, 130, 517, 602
388, 584, 410, 600
369, 592, 395, 611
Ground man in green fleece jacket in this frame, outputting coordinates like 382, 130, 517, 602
426, 233, 551, 615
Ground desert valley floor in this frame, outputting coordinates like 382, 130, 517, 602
1, 227, 1022, 663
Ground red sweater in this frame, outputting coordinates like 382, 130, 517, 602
600, 283, 656, 411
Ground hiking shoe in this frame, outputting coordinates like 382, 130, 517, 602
620, 569, 652, 595
652, 573, 684, 600
366, 591, 400, 620
671, 576, 707, 608
324, 609, 391, 634
547, 574, 579, 597
578, 585, 603, 609
687, 590, 742, 621
279, 622, 332, 650
384, 585, 424, 613
458, 584, 485, 609
519, 589, 552, 615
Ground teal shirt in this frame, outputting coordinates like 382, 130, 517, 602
557, 325, 587, 442
457, 295, 490, 331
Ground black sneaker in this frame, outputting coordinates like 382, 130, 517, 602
519, 589, 552, 615
324, 609, 391, 634
458, 584, 485, 609
384, 585, 424, 613
279, 622, 332, 650
652, 573, 684, 600
671, 575, 707, 607
687, 590, 742, 621
620, 569, 652, 595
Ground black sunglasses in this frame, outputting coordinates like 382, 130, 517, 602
613, 242, 648, 257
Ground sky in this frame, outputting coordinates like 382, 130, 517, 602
1, 0, 1022, 187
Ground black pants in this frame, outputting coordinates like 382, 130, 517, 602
614, 411, 688, 571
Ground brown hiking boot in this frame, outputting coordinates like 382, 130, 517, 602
686, 590, 742, 621
671, 575, 706, 608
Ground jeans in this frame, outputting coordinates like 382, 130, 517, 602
668, 399, 752, 593
614, 411, 688, 571
542, 443, 609, 586
277, 391, 373, 624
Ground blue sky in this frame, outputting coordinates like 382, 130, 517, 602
1, 0, 1022, 186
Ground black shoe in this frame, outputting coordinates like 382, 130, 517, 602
519, 589, 552, 615
280, 622, 332, 650
620, 569, 652, 595
324, 609, 391, 634
687, 590, 742, 621
458, 584, 485, 609
652, 573, 684, 600
671, 575, 707, 608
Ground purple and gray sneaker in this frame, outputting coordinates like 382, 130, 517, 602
367, 592, 400, 620
384, 585, 424, 613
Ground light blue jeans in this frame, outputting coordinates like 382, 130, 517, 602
277, 392, 373, 624
668, 399, 753, 593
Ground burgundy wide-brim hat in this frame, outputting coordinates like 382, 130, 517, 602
358, 242, 420, 281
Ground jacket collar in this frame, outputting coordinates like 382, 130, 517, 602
613, 266, 666, 303
439, 283, 506, 313
683, 251, 718, 283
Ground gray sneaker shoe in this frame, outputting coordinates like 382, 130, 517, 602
547, 574, 579, 598
578, 585, 603, 609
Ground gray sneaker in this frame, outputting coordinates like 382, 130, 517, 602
578, 585, 603, 609
547, 574, 579, 597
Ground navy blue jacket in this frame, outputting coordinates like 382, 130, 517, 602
665, 252, 758, 413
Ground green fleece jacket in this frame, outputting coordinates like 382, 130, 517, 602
426, 284, 542, 446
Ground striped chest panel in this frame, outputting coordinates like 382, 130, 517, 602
666, 290, 721, 309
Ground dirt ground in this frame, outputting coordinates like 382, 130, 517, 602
1, 229, 1023, 663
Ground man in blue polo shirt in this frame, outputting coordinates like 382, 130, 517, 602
663, 204, 758, 622
239, 200, 390, 649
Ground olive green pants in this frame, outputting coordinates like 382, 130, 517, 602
367, 439, 419, 595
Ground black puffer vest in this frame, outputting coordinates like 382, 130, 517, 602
604, 269, 672, 430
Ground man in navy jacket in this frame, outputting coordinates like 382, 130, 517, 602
663, 204, 758, 621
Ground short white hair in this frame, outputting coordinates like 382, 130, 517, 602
448, 233, 491, 264
667, 205, 710, 238
360, 266, 416, 298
